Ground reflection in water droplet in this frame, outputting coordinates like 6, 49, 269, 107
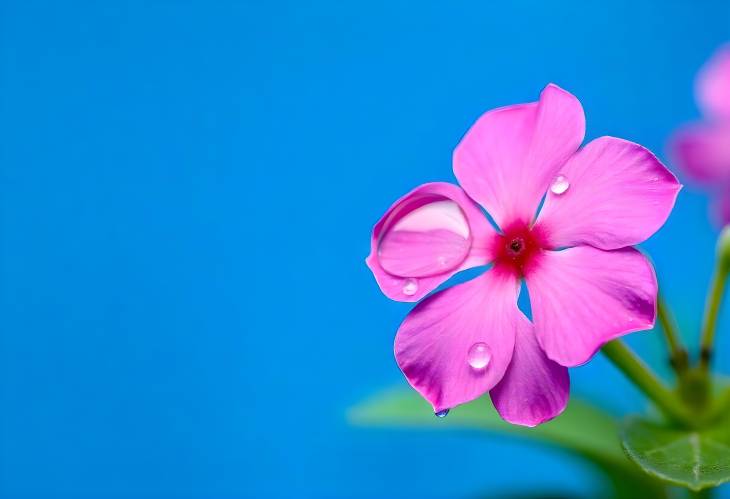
550, 175, 570, 195
467, 342, 492, 370
402, 278, 419, 296
435, 409, 450, 418
378, 199, 471, 278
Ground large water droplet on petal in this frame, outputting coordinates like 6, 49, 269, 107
550, 175, 570, 195
378, 198, 471, 277
435, 409, 450, 418
402, 278, 419, 296
467, 342, 492, 370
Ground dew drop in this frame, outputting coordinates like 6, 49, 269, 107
550, 174, 570, 195
402, 278, 419, 296
467, 342, 492, 370
435, 409, 450, 418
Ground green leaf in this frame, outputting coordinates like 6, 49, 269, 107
349, 387, 667, 498
622, 416, 730, 491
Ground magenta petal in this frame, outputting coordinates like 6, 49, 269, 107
394, 269, 520, 412
366, 182, 497, 302
526, 246, 657, 367
490, 316, 569, 427
697, 44, 730, 120
453, 83, 585, 228
535, 137, 681, 250
670, 123, 730, 185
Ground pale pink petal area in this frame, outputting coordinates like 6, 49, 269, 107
670, 123, 730, 184
490, 316, 569, 427
366, 182, 497, 302
453, 83, 585, 228
697, 44, 730, 120
535, 137, 681, 250
526, 246, 657, 367
394, 269, 520, 412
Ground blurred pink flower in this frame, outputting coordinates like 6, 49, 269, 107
366, 84, 681, 426
670, 44, 730, 223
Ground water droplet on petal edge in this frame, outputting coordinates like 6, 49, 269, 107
402, 278, 419, 296
550, 174, 570, 195
435, 409, 450, 418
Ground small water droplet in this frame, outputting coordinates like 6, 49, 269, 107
435, 409, 450, 418
467, 342, 492, 369
402, 278, 419, 296
550, 174, 570, 195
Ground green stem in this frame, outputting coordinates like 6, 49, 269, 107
602, 340, 693, 427
657, 296, 688, 372
699, 226, 730, 371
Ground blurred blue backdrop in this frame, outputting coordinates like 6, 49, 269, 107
1, 1, 730, 497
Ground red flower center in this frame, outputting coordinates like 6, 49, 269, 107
493, 222, 546, 277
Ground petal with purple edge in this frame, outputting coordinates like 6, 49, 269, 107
670, 123, 730, 185
535, 137, 681, 251
366, 182, 497, 302
394, 269, 520, 413
526, 246, 657, 367
490, 316, 569, 427
697, 44, 730, 120
453, 84, 585, 228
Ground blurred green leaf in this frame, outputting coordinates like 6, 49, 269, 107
349, 387, 667, 498
621, 416, 730, 491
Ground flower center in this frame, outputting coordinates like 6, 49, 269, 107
493, 223, 546, 276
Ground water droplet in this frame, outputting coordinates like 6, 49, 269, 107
550, 174, 570, 195
435, 409, 450, 418
378, 198, 471, 277
467, 342, 492, 370
402, 278, 419, 296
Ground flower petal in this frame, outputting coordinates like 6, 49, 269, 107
697, 44, 730, 120
394, 269, 520, 412
453, 83, 585, 228
535, 137, 681, 250
526, 246, 657, 367
670, 123, 730, 185
490, 316, 569, 427
366, 182, 497, 302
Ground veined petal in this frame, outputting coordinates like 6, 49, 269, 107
535, 137, 681, 250
366, 182, 497, 302
394, 269, 520, 413
526, 246, 657, 367
697, 44, 730, 120
670, 123, 730, 185
453, 84, 585, 228
490, 316, 569, 427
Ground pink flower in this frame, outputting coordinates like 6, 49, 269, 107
366, 84, 681, 427
670, 44, 730, 224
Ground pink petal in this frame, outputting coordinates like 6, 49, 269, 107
453, 84, 585, 228
366, 182, 497, 302
712, 191, 730, 226
670, 123, 730, 184
697, 44, 730, 120
526, 246, 657, 367
535, 137, 681, 250
490, 316, 569, 427
394, 269, 521, 412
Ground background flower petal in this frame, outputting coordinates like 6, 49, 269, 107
453, 84, 585, 228
526, 246, 657, 367
490, 316, 569, 427
697, 44, 730, 120
535, 137, 681, 250
366, 182, 497, 302
670, 123, 730, 184
394, 269, 520, 413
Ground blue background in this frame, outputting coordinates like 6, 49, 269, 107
1, 1, 729, 497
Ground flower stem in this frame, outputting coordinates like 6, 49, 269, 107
657, 296, 688, 372
699, 226, 730, 371
602, 339, 693, 427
